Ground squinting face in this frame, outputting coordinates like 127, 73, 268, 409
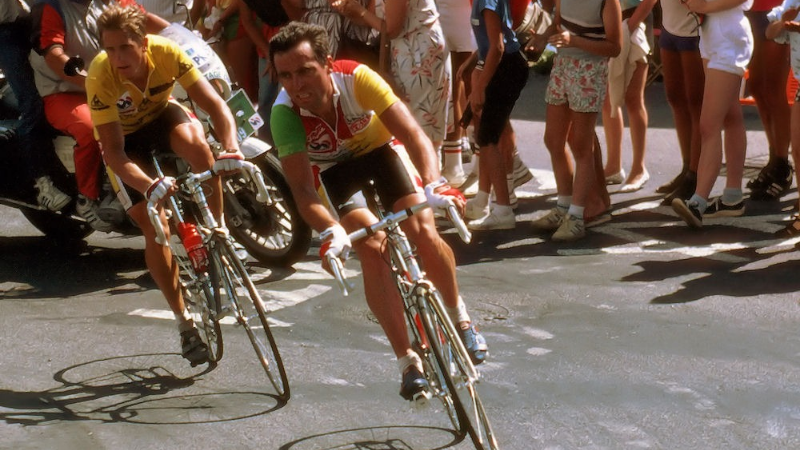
101, 29, 148, 81
273, 41, 334, 114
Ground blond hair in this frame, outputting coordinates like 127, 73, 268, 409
97, 4, 147, 44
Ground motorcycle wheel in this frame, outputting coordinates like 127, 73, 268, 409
21, 208, 93, 242
224, 151, 311, 267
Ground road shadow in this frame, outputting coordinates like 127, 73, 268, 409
279, 425, 463, 450
0, 236, 148, 299
443, 190, 800, 305
0, 353, 285, 426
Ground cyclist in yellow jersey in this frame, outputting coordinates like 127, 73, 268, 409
87, 4, 246, 366
269, 22, 488, 403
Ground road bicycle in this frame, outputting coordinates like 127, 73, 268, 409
146, 156, 289, 401
326, 189, 499, 449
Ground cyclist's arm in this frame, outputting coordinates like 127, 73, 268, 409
378, 102, 442, 186
280, 152, 341, 232
184, 77, 241, 153
96, 122, 155, 195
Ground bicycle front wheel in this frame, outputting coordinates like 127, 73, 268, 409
415, 286, 498, 450
212, 238, 290, 400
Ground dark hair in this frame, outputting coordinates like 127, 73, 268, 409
268, 21, 330, 73
97, 4, 147, 44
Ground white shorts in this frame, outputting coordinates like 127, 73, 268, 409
435, 0, 477, 53
699, 11, 753, 76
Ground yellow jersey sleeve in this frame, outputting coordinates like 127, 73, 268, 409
352, 64, 399, 117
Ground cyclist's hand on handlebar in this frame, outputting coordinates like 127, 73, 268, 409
319, 224, 351, 272
213, 152, 245, 175
424, 178, 466, 217
146, 176, 177, 205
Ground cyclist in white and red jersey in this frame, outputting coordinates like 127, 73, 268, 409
269, 22, 488, 403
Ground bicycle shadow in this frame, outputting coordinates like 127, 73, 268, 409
0, 353, 285, 426
278, 425, 463, 450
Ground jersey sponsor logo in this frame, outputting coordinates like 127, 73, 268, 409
149, 81, 174, 96
347, 114, 371, 134
116, 92, 135, 114
306, 125, 337, 156
90, 94, 109, 111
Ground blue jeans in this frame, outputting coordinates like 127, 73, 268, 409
257, 56, 281, 146
0, 18, 52, 179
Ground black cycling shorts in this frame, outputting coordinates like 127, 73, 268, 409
319, 143, 418, 216
110, 101, 194, 210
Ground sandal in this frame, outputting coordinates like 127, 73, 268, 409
775, 215, 800, 238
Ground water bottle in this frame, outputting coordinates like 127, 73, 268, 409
178, 222, 208, 273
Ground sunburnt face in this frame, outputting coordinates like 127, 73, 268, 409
101, 29, 148, 82
272, 41, 335, 114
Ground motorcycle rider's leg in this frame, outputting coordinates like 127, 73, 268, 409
43, 93, 103, 200
168, 121, 223, 222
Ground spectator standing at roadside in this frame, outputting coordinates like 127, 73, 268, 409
530, 0, 622, 241
462, 0, 529, 230
198, 0, 257, 99
0, 0, 70, 212
602, 0, 654, 193
672, 0, 754, 228
657, 0, 705, 206
744, 0, 793, 202
766, 0, 800, 235
136, 0, 202, 25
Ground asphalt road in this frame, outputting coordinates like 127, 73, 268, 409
2, 73, 800, 450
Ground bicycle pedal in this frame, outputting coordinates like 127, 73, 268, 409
410, 390, 432, 411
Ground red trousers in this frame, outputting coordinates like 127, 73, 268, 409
43, 92, 102, 200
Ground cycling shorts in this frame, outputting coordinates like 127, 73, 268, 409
108, 101, 195, 210
318, 142, 422, 216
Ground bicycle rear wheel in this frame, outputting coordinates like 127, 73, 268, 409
212, 238, 290, 400
414, 285, 498, 450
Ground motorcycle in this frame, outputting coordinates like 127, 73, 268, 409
0, 24, 310, 267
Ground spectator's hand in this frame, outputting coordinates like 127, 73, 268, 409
146, 177, 177, 205
0, 125, 15, 141
425, 178, 466, 217
783, 7, 799, 22
548, 26, 572, 49
213, 152, 245, 175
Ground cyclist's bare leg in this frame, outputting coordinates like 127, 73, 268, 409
393, 193, 460, 313
127, 202, 184, 316
339, 208, 413, 359
169, 121, 224, 221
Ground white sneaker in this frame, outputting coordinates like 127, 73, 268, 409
490, 179, 519, 210
531, 207, 566, 231
76, 195, 114, 232
552, 214, 586, 241
34, 176, 70, 212
511, 152, 533, 188
468, 207, 515, 230
465, 198, 490, 220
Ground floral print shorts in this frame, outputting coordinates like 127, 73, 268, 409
545, 54, 609, 113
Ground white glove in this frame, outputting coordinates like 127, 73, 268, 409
213, 153, 245, 174
319, 224, 351, 261
424, 177, 465, 212
146, 176, 176, 205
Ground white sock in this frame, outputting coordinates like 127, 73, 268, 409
176, 309, 193, 332
567, 204, 585, 219
556, 196, 571, 211
442, 140, 464, 175
474, 190, 490, 207
397, 351, 423, 374
445, 296, 471, 326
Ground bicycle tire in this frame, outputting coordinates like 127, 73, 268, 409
213, 238, 290, 400
174, 240, 223, 363
415, 286, 499, 450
